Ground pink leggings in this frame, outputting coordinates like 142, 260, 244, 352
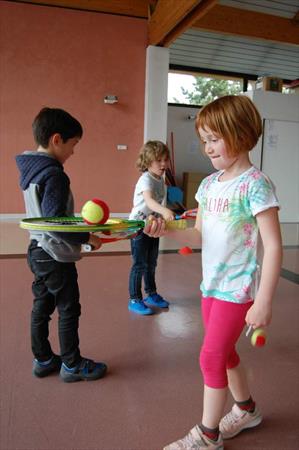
199, 296, 253, 389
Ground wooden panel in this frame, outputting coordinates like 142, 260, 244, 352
148, 0, 199, 45
220, 0, 298, 19
148, 0, 217, 46
193, 4, 299, 45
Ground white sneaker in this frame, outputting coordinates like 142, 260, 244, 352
163, 424, 224, 450
219, 404, 262, 439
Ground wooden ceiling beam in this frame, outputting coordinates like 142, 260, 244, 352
292, 10, 299, 25
148, 0, 218, 47
11, 0, 149, 18
193, 4, 299, 46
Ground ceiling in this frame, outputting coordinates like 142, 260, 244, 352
9, 0, 299, 82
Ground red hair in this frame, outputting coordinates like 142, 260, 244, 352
196, 95, 262, 156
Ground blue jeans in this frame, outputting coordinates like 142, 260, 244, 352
129, 232, 159, 300
27, 240, 81, 367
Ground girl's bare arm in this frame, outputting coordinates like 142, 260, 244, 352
246, 207, 282, 328
144, 203, 202, 248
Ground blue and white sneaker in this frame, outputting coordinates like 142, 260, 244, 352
33, 354, 62, 378
128, 299, 154, 315
60, 357, 107, 382
144, 293, 169, 308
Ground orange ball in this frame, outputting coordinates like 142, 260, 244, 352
178, 246, 193, 255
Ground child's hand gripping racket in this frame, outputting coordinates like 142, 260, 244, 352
175, 209, 198, 220
166, 208, 197, 229
172, 208, 198, 255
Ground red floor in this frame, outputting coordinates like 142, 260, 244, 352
0, 250, 299, 450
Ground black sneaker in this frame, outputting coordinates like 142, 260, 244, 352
33, 354, 62, 378
60, 357, 107, 383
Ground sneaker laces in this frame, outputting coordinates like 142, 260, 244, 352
135, 300, 147, 310
131, 299, 145, 306
222, 408, 243, 427
152, 294, 165, 304
182, 427, 211, 448
78, 358, 96, 373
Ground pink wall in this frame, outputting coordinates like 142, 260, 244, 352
0, 1, 147, 213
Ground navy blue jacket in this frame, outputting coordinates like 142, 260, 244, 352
16, 151, 89, 261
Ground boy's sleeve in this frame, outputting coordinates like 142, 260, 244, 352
41, 173, 70, 217
42, 173, 90, 244
53, 230, 90, 245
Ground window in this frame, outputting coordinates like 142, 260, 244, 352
168, 71, 244, 106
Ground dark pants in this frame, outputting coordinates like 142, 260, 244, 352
129, 232, 159, 300
27, 240, 81, 367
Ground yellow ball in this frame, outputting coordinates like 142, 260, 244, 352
251, 328, 266, 347
81, 199, 109, 225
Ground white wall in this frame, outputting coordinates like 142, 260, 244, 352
167, 105, 214, 186
246, 91, 299, 170
247, 91, 299, 226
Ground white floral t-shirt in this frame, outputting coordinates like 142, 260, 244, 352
195, 166, 279, 304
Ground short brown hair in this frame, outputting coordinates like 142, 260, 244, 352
195, 95, 262, 156
32, 107, 83, 148
136, 140, 170, 172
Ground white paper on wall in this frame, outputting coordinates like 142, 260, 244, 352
262, 119, 299, 222
264, 120, 279, 151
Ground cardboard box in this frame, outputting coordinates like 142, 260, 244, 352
183, 172, 208, 209
255, 76, 283, 92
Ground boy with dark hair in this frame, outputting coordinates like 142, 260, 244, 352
16, 107, 107, 382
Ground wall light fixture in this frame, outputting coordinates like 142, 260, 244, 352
104, 95, 118, 104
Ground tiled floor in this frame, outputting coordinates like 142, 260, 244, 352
0, 221, 298, 450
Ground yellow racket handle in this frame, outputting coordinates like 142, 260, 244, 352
165, 219, 187, 230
